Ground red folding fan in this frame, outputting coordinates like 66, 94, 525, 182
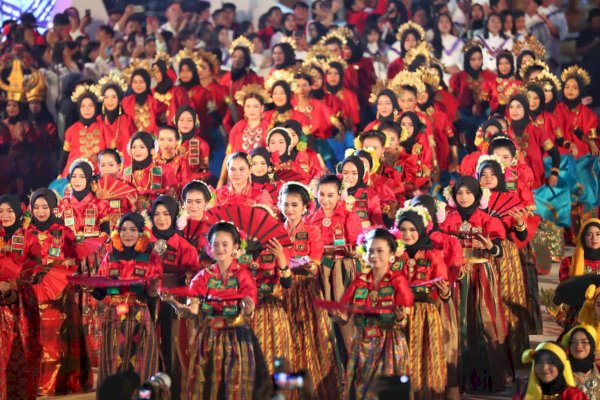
206, 205, 292, 247
32, 265, 74, 303
68, 276, 145, 288
75, 237, 106, 259
0, 256, 22, 281
160, 286, 247, 301
94, 175, 137, 200
486, 192, 523, 219
275, 168, 308, 183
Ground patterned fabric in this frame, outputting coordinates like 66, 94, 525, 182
519, 245, 544, 334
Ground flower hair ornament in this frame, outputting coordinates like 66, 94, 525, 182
356, 228, 406, 261
442, 183, 491, 209
476, 154, 507, 173
110, 215, 152, 253
176, 182, 216, 231
205, 220, 248, 259
280, 181, 316, 214
395, 205, 433, 232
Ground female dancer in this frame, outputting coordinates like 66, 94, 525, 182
559, 218, 600, 281
96, 74, 137, 152
562, 324, 600, 398
122, 66, 162, 135
339, 155, 384, 227
175, 105, 211, 182
180, 181, 213, 266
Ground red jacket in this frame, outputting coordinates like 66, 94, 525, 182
150, 232, 200, 286
62, 121, 110, 176
152, 86, 190, 125
306, 202, 362, 248
449, 70, 496, 109
122, 94, 163, 135
97, 113, 137, 154
214, 183, 274, 209
58, 193, 111, 237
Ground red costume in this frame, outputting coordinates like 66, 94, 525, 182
122, 163, 176, 210
387, 57, 404, 80
508, 123, 555, 188
227, 119, 270, 153
329, 89, 360, 128
152, 86, 190, 125
97, 113, 137, 153
306, 202, 362, 249
61, 121, 109, 176
214, 183, 274, 209
179, 134, 211, 181
449, 70, 496, 110
345, 187, 384, 227
220, 71, 264, 131
421, 107, 455, 170
434, 89, 460, 122
555, 102, 599, 155
348, 58, 376, 105
122, 94, 163, 135
394, 249, 448, 300
483, 76, 522, 113
291, 98, 333, 139
58, 193, 111, 239
181, 217, 212, 268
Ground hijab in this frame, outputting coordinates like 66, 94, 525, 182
129, 132, 155, 171
399, 111, 422, 153
131, 69, 152, 105
267, 127, 292, 163
411, 194, 439, 230
151, 195, 179, 240
272, 81, 293, 113
178, 58, 200, 89
231, 46, 251, 81
563, 77, 584, 110
102, 83, 124, 124
30, 188, 62, 231
250, 147, 273, 185
77, 92, 98, 126
477, 159, 506, 192
527, 84, 546, 119
175, 105, 198, 142
68, 161, 94, 201
153, 59, 173, 94
325, 62, 345, 95
0, 194, 23, 241
464, 46, 483, 79
566, 327, 596, 373
508, 94, 530, 135
340, 156, 366, 196
453, 176, 482, 221
535, 350, 568, 396
496, 51, 515, 79
581, 221, 600, 261
376, 89, 400, 123
309, 66, 325, 99
397, 210, 433, 257
114, 212, 147, 260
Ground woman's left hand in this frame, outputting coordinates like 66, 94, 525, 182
508, 208, 527, 227
434, 279, 450, 297
475, 233, 494, 250
266, 238, 287, 268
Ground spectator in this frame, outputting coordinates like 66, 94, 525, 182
524, 0, 568, 70
161, 3, 184, 36
294, 2, 310, 33
312, 0, 335, 28
576, 8, 600, 110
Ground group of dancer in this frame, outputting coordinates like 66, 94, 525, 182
1, 16, 600, 400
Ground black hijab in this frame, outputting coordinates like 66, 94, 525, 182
563, 77, 585, 110
102, 83, 124, 124
399, 111, 422, 153
272, 81, 293, 113
453, 176, 482, 221
30, 188, 62, 231
309, 65, 325, 100
175, 105, 198, 142
68, 161, 94, 201
376, 89, 400, 123
568, 327, 597, 373
231, 46, 251, 81
114, 212, 147, 261
464, 46, 483, 79
178, 58, 200, 89
325, 62, 345, 95
535, 350, 568, 396
411, 195, 439, 230
6, 101, 28, 124
527, 83, 546, 119
267, 127, 292, 163
516, 50, 535, 79
131, 69, 152, 105
250, 147, 273, 185
151, 195, 180, 240
477, 159, 507, 192
397, 210, 433, 257
582, 221, 600, 261
508, 94, 530, 135
153, 59, 173, 94
0, 194, 23, 241
129, 132, 155, 170
496, 51, 514, 79
339, 156, 366, 196
77, 92, 98, 126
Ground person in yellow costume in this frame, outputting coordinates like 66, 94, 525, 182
561, 324, 600, 399
559, 218, 600, 281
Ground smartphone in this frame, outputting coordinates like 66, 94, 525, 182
273, 372, 305, 390
132, 5, 145, 13
137, 389, 152, 400
85, 9, 91, 18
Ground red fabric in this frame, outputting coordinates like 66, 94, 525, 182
449, 70, 496, 109
179, 134, 211, 181
220, 71, 264, 132
152, 86, 191, 125
122, 162, 177, 198
322, 92, 344, 123
290, 149, 324, 184
387, 57, 404, 80
185, 81, 228, 137
483, 76, 522, 113
434, 89, 460, 122
343, 64, 359, 92
346, 11, 369, 34
97, 113, 137, 155
98, 250, 163, 287
58, 192, 111, 236
227, 118, 270, 153
122, 95, 163, 135
155, 153, 192, 192
61, 121, 110, 176
285, 220, 325, 264
349, 57, 376, 104
395, 248, 448, 299
340, 269, 414, 307
421, 108, 455, 170
264, 108, 310, 132
347, 187, 384, 227
507, 123, 554, 188
306, 202, 362, 247
559, 257, 600, 282
189, 261, 258, 309
440, 208, 507, 241
556, 102, 599, 155
430, 231, 463, 283
181, 217, 211, 263
329, 88, 361, 127
214, 183, 274, 209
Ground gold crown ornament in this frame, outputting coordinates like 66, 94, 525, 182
518, 59, 549, 81
395, 21, 425, 42
0, 59, 44, 103
476, 154, 507, 173
561, 65, 591, 86
369, 80, 393, 104
265, 69, 295, 91
175, 48, 199, 64
278, 36, 297, 51
122, 58, 152, 83
404, 41, 432, 69
234, 83, 271, 106
196, 49, 220, 75
153, 51, 173, 66
512, 35, 545, 59
462, 39, 483, 54
93, 73, 128, 101
320, 26, 355, 46
325, 54, 348, 70
25, 71, 47, 102
70, 84, 97, 103
390, 70, 426, 94
229, 35, 254, 54
503, 84, 527, 100
530, 69, 562, 92
417, 67, 441, 90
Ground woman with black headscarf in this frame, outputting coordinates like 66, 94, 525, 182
562, 324, 600, 399
278, 119, 324, 184
151, 58, 190, 125
506, 93, 561, 188
59, 84, 109, 177
450, 42, 496, 150
396, 111, 434, 193
325, 61, 360, 130
477, 155, 531, 376
395, 207, 449, 399
339, 155, 384, 227
149, 195, 199, 399
122, 68, 162, 134
484, 51, 521, 114
250, 146, 280, 204
264, 76, 309, 130
27, 188, 92, 395
0, 193, 42, 400
459, 118, 504, 177
97, 74, 137, 153
96, 212, 162, 386
174, 105, 211, 181
364, 88, 401, 131
440, 176, 509, 393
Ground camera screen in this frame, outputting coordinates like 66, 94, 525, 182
138, 389, 152, 400
273, 372, 305, 390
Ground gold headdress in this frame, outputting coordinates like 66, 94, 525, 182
512, 35, 545, 59
476, 154, 506, 174
320, 26, 354, 46
25, 70, 47, 103
175, 48, 199, 64
462, 39, 482, 54
265, 69, 295, 91
417, 67, 440, 90
530, 69, 562, 92
153, 52, 172, 66
229, 35, 254, 54
122, 59, 152, 83
278, 36, 297, 51
71, 84, 97, 103
518, 59, 549, 81
504, 84, 527, 100
369, 80, 392, 104
196, 49, 220, 75
403, 41, 432, 69
0, 59, 44, 102
234, 83, 271, 106
396, 21, 425, 42
305, 43, 328, 64
93, 73, 128, 101
561, 65, 591, 86
390, 70, 426, 94
326, 54, 348, 70
294, 64, 319, 80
